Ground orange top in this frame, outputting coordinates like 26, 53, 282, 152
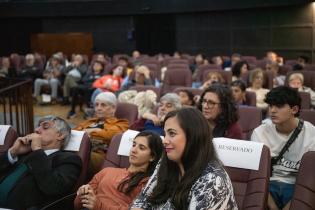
92, 75, 123, 92
74, 167, 148, 210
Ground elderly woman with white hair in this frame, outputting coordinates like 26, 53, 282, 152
74, 92, 129, 176
130, 93, 182, 135
288, 72, 315, 107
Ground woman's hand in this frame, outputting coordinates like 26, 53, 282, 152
77, 184, 97, 210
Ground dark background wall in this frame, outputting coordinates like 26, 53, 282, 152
0, 0, 314, 61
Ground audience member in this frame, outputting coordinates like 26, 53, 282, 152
251, 86, 315, 210
246, 68, 269, 109
74, 131, 163, 210
231, 80, 247, 105
91, 65, 126, 103
293, 55, 309, 71
33, 53, 65, 104
0, 115, 82, 209
18, 53, 41, 81
266, 61, 285, 87
177, 89, 195, 107
131, 93, 182, 136
198, 83, 243, 139
288, 73, 315, 107
0, 57, 15, 78
121, 65, 153, 90
74, 92, 129, 176
62, 54, 88, 105
67, 60, 105, 119
199, 71, 225, 90
266, 51, 283, 66
231, 60, 249, 81
131, 108, 238, 209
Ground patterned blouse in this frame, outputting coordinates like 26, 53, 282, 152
131, 160, 238, 210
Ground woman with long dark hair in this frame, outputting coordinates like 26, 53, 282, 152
198, 83, 243, 139
131, 108, 238, 210
74, 131, 163, 210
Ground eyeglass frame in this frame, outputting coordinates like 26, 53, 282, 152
201, 99, 220, 108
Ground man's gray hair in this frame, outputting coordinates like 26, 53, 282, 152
160, 93, 182, 110
38, 115, 71, 149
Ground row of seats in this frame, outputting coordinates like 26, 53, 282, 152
1, 120, 315, 210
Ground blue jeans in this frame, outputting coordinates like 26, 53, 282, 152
269, 180, 295, 209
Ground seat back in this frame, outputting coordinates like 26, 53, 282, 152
0, 126, 18, 156
244, 91, 257, 107
225, 145, 270, 210
299, 109, 315, 125
238, 106, 262, 140
290, 151, 315, 210
115, 102, 139, 125
102, 134, 130, 168
173, 87, 203, 97
299, 92, 311, 109
74, 132, 91, 189
162, 68, 192, 94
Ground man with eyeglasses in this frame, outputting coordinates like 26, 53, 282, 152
0, 115, 82, 210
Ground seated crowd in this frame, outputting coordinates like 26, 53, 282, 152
0, 50, 315, 210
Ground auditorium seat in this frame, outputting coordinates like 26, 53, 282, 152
102, 134, 130, 168
225, 145, 270, 210
290, 151, 315, 210
304, 64, 315, 71
242, 56, 257, 65
238, 106, 262, 140
195, 64, 223, 82
161, 68, 192, 94
73, 132, 91, 189
115, 102, 139, 125
0, 126, 18, 156
244, 91, 257, 107
299, 92, 311, 109
299, 109, 315, 125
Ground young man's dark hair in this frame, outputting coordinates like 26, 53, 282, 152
264, 86, 301, 117
231, 80, 246, 92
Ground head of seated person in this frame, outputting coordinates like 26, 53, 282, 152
93, 92, 117, 120
198, 83, 240, 138
178, 89, 195, 107
232, 60, 249, 81
200, 72, 225, 90
134, 65, 151, 85
130, 108, 237, 209
248, 68, 265, 90
143, 93, 182, 135
231, 80, 247, 105
25, 54, 36, 67
75, 130, 163, 210
288, 73, 305, 91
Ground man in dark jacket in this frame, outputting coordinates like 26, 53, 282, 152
0, 115, 82, 210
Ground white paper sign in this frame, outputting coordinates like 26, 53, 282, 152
117, 130, 140, 156
64, 130, 85, 151
42, 94, 51, 102
213, 137, 264, 170
0, 125, 11, 145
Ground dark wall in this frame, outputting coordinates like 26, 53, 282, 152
0, 1, 314, 62
41, 16, 135, 55
176, 4, 315, 60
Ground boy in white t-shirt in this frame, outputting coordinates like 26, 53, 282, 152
251, 86, 315, 210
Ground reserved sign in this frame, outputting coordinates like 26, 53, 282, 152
64, 130, 85, 151
213, 137, 263, 170
117, 129, 140, 156
0, 125, 11, 145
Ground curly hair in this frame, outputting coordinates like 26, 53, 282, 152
198, 83, 239, 137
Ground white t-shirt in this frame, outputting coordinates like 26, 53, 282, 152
251, 118, 315, 184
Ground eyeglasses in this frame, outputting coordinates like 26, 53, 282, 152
201, 99, 220, 108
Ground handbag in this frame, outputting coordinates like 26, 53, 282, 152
270, 119, 304, 175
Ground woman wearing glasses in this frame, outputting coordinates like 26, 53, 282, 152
198, 83, 243, 139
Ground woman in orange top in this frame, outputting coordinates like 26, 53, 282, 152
91, 65, 126, 102
74, 131, 163, 210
